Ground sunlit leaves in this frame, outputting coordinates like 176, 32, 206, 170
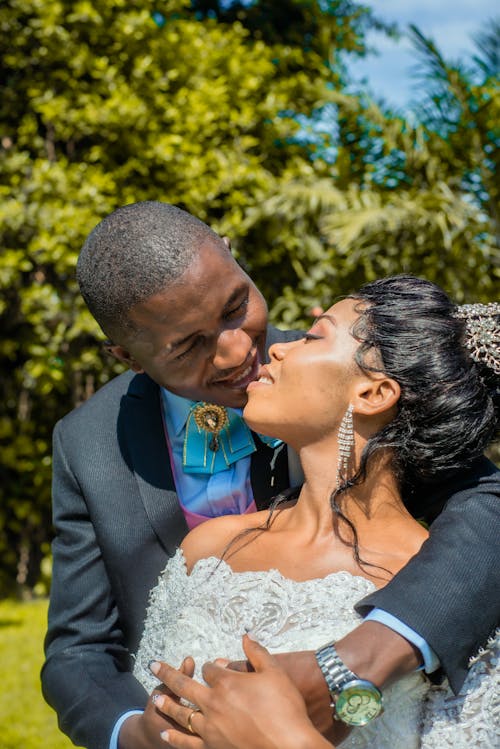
0, 0, 376, 593
1, 1, 497, 593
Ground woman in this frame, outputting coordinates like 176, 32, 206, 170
133, 275, 499, 748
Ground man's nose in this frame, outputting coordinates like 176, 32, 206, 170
213, 327, 252, 371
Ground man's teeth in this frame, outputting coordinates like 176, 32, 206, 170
258, 376, 273, 385
229, 365, 252, 385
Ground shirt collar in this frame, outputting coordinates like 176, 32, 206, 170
161, 387, 244, 437
161, 388, 195, 436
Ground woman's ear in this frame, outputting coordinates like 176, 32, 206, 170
103, 342, 144, 373
352, 376, 400, 416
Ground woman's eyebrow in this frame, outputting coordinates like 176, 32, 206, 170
315, 314, 337, 327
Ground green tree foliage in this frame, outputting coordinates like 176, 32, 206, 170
0, 0, 376, 595
239, 24, 499, 325
189, 0, 395, 57
0, 2, 497, 594
409, 22, 500, 243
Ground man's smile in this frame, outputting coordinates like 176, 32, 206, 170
211, 351, 261, 390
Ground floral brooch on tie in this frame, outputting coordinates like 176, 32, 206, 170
192, 403, 229, 452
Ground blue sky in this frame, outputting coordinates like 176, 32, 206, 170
349, 0, 497, 110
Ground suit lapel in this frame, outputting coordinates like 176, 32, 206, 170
118, 373, 188, 551
250, 436, 290, 509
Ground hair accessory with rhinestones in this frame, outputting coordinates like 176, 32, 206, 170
453, 302, 500, 375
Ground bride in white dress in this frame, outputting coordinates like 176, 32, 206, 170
133, 276, 499, 748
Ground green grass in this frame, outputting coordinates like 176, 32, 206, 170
0, 598, 74, 748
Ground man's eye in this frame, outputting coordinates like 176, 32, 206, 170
176, 336, 203, 361
224, 297, 248, 320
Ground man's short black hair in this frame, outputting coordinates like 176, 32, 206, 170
76, 201, 221, 339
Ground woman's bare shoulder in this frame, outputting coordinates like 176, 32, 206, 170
180, 510, 269, 572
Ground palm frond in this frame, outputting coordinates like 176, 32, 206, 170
471, 18, 500, 78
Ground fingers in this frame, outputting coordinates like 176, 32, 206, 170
181, 656, 195, 678
154, 693, 202, 732
212, 657, 230, 667
222, 658, 253, 673
202, 659, 236, 685
161, 728, 204, 748
223, 636, 272, 674
201, 638, 269, 685
242, 634, 277, 672
151, 661, 207, 708
309, 305, 324, 317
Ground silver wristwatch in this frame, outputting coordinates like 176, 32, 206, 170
315, 642, 384, 726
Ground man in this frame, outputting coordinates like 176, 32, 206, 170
42, 201, 500, 749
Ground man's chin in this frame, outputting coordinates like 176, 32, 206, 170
212, 386, 250, 409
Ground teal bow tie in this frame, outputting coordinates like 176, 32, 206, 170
182, 402, 281, 475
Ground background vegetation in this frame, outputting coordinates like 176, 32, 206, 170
0, 0, 498, 600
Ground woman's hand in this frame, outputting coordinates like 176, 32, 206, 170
151, 635, 333, 749
119, 658, 195, 749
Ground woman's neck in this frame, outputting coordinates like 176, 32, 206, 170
276, 436, 427, 584
197, 434, 428, 587
285, 439, 404, 537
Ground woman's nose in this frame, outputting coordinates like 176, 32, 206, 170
268, 339, 301, 361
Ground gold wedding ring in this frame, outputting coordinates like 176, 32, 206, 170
187, 708, 200, 735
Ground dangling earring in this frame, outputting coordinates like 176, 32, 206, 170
336, 404, 354, 489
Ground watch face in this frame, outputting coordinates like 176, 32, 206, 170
335, 679, 383, 727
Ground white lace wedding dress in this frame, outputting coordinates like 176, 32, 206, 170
133, 549, 499, 748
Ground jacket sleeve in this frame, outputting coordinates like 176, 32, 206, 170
356, 458, 500, 694
41, 421, 149, 749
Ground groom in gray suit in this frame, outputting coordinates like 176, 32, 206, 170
42, 201, 500, 749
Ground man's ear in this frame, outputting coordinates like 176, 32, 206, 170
103, 342, 144, 373
353, 376, 400, 417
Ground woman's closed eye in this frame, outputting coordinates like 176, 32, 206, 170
306, 314, 336, 340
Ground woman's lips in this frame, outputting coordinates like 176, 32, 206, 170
247, 365, 274, 391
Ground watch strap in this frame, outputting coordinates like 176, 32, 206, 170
315, 642, 384, 727
315, 642, 358, 695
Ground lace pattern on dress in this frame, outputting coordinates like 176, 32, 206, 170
420, 629, 499, 748
133, 549, 499, 749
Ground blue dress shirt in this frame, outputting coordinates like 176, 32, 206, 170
160, 389, 255, 519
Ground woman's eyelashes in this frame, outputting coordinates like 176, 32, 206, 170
304, 332, 323, 342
